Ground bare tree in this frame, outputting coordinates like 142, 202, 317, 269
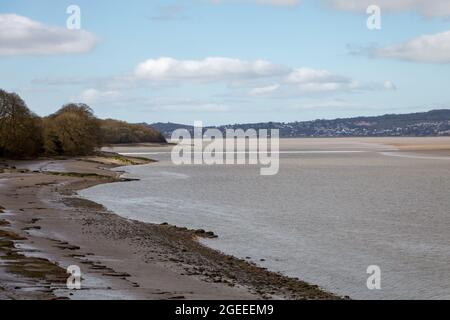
0, 90, 43, 158
43, 103, 101, 156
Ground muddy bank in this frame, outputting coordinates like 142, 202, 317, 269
0, 155, 341, 300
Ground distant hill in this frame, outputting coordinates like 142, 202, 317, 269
148, 109, 450, 138
149, 122, 194, 138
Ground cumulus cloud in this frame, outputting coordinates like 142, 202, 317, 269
131, 57, 367, 94
374, 30, 450, 63
247, 67, 395, 96
327, 0, 450, 17
285, 68, 361, 94
68, 57, 393, 108
0, 14, 98, 56
132, 57, 288, 81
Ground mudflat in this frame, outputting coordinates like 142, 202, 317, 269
0, 154, 338, 300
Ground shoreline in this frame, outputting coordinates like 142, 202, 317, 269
0, 154, 340, 300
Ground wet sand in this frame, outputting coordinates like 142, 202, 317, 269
0, 154, 338, 300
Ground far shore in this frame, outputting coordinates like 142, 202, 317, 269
0, 152, 340, 300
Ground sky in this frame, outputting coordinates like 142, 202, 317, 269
1, 0, 450, 125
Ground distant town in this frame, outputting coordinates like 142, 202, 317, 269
150, 109, 450, 138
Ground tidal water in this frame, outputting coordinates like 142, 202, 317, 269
79, 138, 450, 299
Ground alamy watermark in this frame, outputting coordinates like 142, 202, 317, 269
367, 5, 381, 30
171, 122, 280, 176
67, 265, 82, 290
66, 5, 81, 30
366, 265, 381, 290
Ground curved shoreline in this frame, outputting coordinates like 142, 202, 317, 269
0, 155, 341, 300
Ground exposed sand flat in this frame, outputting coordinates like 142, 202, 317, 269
97, 137, 450, 299
358, 137, 450, 152
278, 137, 450, 152
0, 155, 337, 300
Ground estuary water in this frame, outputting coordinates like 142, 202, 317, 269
79, 138, 450, 299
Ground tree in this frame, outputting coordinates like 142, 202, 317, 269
100, 119, 167, 144
43, 103, 101, 156
0, 89, 43, 158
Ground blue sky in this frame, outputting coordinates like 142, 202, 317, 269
1, 0, 450, 125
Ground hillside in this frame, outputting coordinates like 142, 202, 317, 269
149, 109, 450, 138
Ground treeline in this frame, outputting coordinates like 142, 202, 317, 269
101, 119, 166, 145
0, 89, 166, 159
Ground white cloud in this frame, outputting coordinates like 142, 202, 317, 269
293, 81, 359, 93
327, 0, 450, 17
131, 58, 370, 94
133, 57, 288, 81
29, 56, 393, 96
69, 58, 393, 108
77, 89, 121, 104
374, 30, 450, 63
0, 14, 98, 56
247, 67, 395, 97
249, 84, 280, 95
285, 68, 363, 93
286, 68, 349, 84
